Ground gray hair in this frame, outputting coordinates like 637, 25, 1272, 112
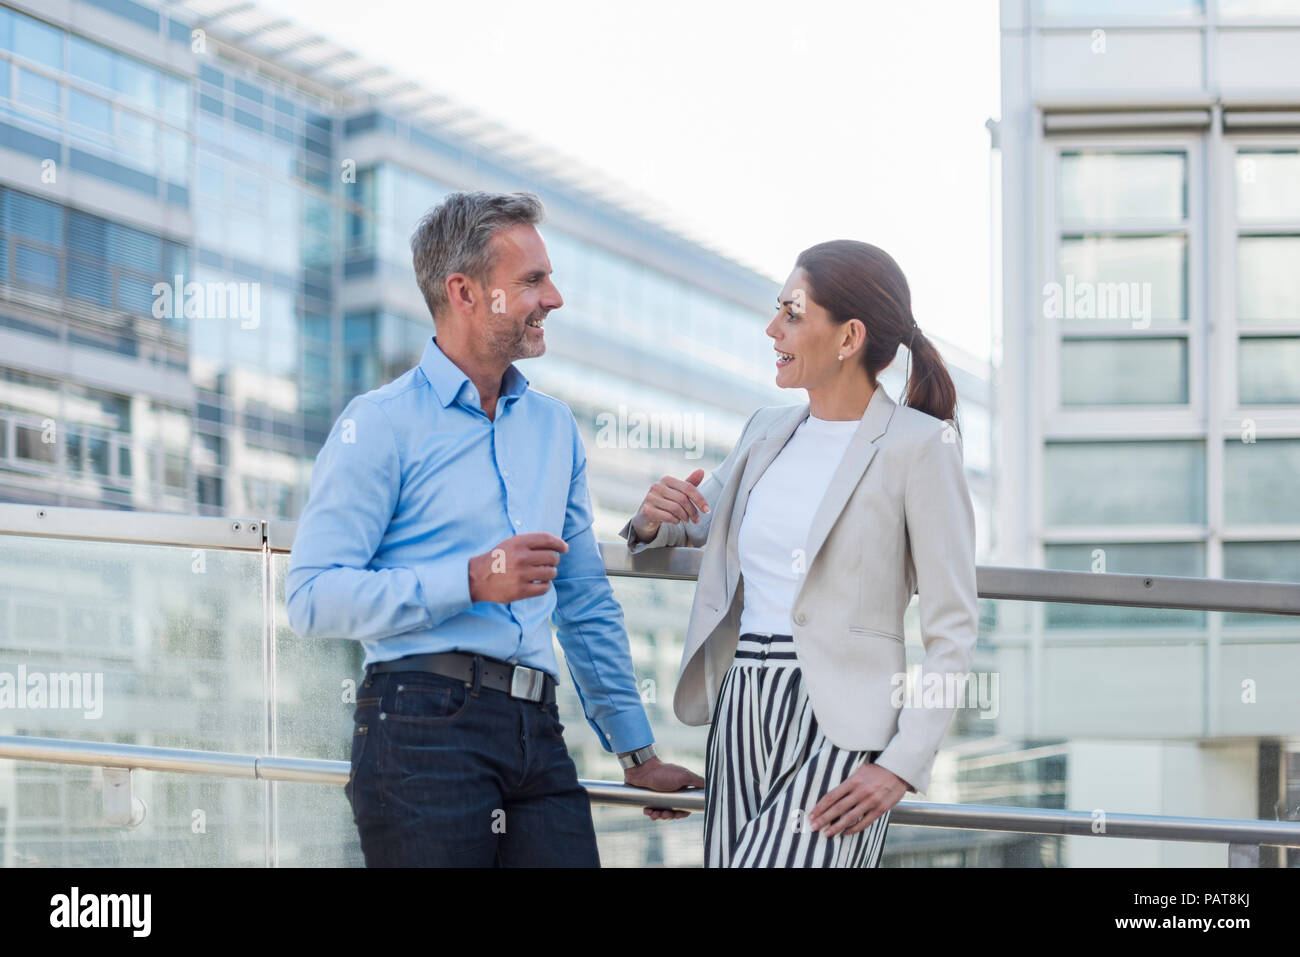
410, 191, 546, 319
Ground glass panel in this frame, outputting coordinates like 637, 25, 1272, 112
1224, 438, 1300, 525
86, 435, 109, 476
0, 536, 265, 747
69, 35, 114, 89
1059, 151, 1186, 224
1039, 0, 1202, 15
1060, 337, 1187, 405
1043, 441, 1205, 526
1222, 541, 1300, 628
15, 246, 59, 289
1237, 236, 1300, 324
2, 764, 267, 866
114, 55, 159, 111
66, 429, 82, 471
162, 74, 190, 126
4, 189, 62, 243
0, 534, 269, 864
1056, 235, 1186, 325
16, 68, 59, 116
1220, 0, 1300, 16
1236, 150, 1300, 222
1043, 542, 1206, 628
68, 90, 113, 143
12, 11, 62, 70
1238, 337, 1300, 404
270, 554, 365, 865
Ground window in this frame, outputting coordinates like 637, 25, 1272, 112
15, 424, 56, 464
1037, 0, 1202, 16
1043, 440, 1205, 526
1059, 151, 1186, 223
1044, 542, 1206, 628
68, 90, 113, 143
1053, 149, 1192, 413
1060, 337, 1188, 405
1235, 148, 1300, 408
1223, 540, 1300, 626
16, 68, 60, 116
1224, 438, 1300, 525
11, 12, 62, 70
1238, 338, 1300, 404
1236, 236, 1300, 322
1219, 0, 1300, 17
69, 35, 114, 88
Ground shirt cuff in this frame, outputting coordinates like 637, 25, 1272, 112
413, 556, 475, 627
602, 704, 655, 755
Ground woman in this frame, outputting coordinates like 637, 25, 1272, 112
620, 240, 979, 867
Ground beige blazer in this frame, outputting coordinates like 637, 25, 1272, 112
618, 382, 978, 795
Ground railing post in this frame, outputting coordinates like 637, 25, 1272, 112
101, 767, 146, 828
1227, 843, 1260, 867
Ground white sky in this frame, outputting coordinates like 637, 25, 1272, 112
256, 0, 1001, 361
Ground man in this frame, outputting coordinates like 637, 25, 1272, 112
287, 191, 702, 866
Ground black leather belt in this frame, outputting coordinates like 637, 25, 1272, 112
367, 651, 556, 705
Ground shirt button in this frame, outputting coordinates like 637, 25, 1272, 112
501, 470, 509, 477
513, 519, 521, 527
794, 612, 807, 625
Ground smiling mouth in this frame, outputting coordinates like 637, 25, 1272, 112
776, 350, 794, 365
525, 317, 544, 329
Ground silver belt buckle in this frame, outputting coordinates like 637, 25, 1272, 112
509, 664, 545, 702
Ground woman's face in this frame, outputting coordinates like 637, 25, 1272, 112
766, 267, 859, 391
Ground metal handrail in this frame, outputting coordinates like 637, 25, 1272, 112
2, 503, 1299, 614
2, 734, 1299, 848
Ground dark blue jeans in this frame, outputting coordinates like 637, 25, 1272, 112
345, 663, 600, 867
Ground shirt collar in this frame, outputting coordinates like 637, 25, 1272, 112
420, 336, 530, 410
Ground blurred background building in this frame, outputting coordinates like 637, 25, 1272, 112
0, 0, 994, 866
992, 0, 1300, 866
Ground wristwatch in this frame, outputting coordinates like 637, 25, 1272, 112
618, 744, 658, 769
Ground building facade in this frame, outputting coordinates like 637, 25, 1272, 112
994, 0, 1300, 865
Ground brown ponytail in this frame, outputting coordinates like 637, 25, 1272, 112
795, 240, 960, 434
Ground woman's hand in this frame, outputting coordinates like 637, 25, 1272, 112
630, 468, 709, 542
808, 763, 908, 837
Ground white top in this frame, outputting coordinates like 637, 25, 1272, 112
737, 413, 861, 636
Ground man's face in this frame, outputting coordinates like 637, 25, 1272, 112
474, 224, 563, 362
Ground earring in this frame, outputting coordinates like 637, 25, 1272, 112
838, 355, 844, 361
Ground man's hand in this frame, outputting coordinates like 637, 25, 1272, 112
808, 763, 908, 837
623, 756, 705, 821
629, 469, 709, 543
468, 532, 569, 604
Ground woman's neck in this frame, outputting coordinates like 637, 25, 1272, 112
807, 377, 876, 421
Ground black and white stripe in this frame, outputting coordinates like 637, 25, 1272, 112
704, 633, 891, 868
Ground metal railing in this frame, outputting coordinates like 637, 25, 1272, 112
2, 503, 1300, 867
4, 502, 1299, 614
2, 733, 1298, 866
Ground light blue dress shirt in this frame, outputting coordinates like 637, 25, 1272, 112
286, 336, 654, 754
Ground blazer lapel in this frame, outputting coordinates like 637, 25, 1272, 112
801, 383, 897, 572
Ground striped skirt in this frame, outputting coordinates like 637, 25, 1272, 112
703, 633, 892, 868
